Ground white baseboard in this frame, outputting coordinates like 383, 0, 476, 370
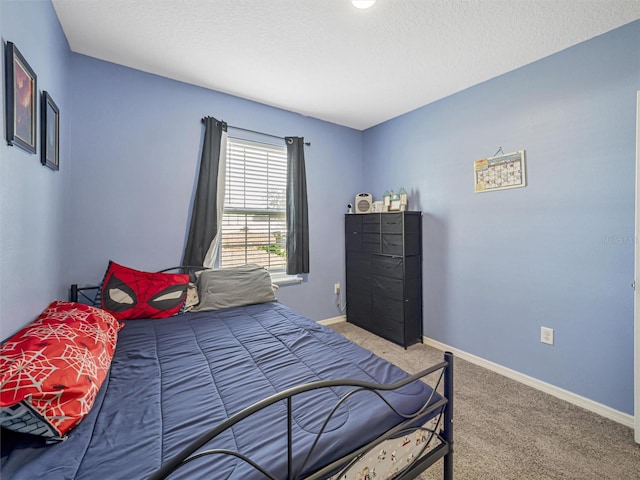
318, 315, 346, 326
423, 337, 634, 429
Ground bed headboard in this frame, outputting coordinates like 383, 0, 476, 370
69, 284, 100, 304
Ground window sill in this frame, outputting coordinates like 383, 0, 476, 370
270, 272, 303, 286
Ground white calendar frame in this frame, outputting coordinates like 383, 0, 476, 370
474, 150, 526, 193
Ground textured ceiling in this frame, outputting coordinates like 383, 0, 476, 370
52, 0, 640, 130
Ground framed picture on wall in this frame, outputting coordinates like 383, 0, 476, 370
41, 91, 60, 171
4, 41, 37, 154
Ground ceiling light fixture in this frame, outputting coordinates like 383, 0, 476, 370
352, 0, 376, 9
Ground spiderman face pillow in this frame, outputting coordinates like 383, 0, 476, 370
100, 261, 190, 320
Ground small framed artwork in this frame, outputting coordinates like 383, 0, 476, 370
41, 91, 60, 170
4, 41, 37, 154
389, 199, 401, 211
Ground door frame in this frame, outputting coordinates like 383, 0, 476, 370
635, 90, 639, 443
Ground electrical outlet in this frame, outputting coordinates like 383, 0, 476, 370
334, 282, 341, 295
541, 326, 554, 345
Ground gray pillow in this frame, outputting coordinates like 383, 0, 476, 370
193, 264, 277, 312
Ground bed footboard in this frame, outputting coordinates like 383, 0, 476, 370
149, 352, 454, 480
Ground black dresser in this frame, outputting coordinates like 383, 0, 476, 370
344, 211, 423, 348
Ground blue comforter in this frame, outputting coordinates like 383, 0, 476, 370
1, 302, 436, 479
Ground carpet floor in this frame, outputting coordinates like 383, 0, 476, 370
329, 322, 640, 480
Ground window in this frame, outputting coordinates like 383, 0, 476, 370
221, 137, 287, 271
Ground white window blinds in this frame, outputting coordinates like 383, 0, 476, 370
221, 137, 287, 270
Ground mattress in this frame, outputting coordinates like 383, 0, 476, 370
1, 302, 439, 479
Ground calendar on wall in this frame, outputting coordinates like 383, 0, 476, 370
474, 150, 526, 193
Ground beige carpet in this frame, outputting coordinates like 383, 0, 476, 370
329, 322, 640, 480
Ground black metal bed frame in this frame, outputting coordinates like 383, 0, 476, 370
69, 284, 100, 304
70, 282, 454, 480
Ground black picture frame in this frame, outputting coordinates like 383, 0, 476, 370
4, 41, 37, 154
41, 91, 60, 170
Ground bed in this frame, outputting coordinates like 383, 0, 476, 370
1, 264, 453, 480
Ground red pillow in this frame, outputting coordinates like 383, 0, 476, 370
0, 301, 122, 440
100, 261, 190, 320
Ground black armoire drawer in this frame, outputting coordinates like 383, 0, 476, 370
373, 296, 405, 323
361, 233, 380, 253
345, 232, 361, 251
381, 213, 403, 233
346, 254, 371, 289
373, 320, 404, 345
372, 254, 421, 280
362, 213, 381, 225
372, 300, 404, 345
381, 234, 403, 255
372, 255, 404, 279
372, 275, 404, 299
347, 251, 371, 273
362, 221, 380, 233
345, 214, 362, 233
346, 288, 372, 329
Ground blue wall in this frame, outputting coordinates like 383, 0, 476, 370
64, 54, 363, 321
0, 0, 71, 339
363, 21, 640, 414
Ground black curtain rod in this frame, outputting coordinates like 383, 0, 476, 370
201, 118, 310, 146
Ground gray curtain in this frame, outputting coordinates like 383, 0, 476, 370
285, 137, 309, 274
183, 117, 227, 266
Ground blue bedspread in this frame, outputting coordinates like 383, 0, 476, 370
1, 302, 437, 479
